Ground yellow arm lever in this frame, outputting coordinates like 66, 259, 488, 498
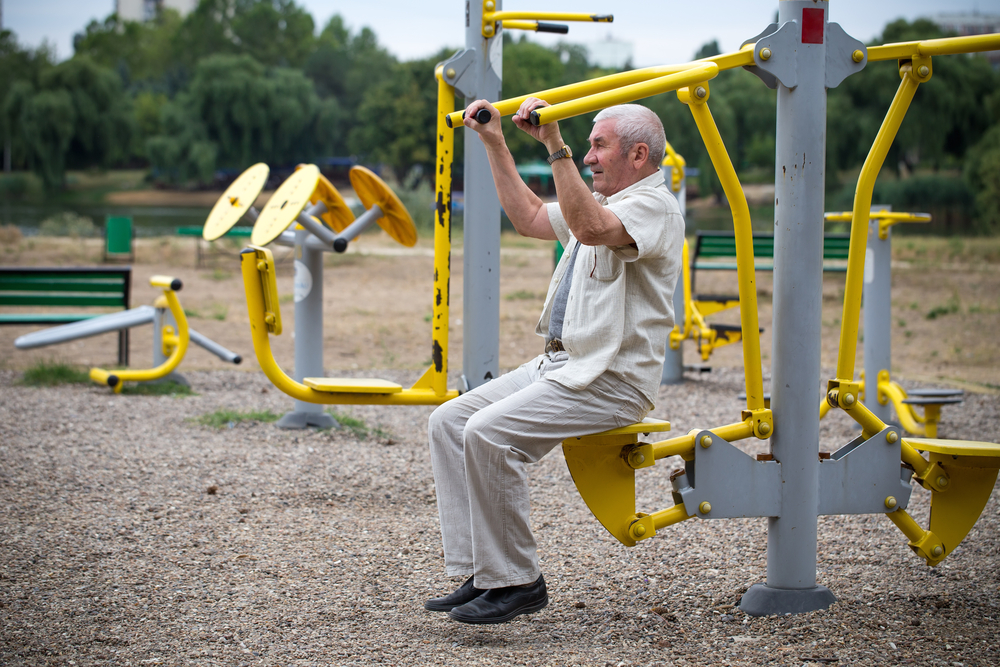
833, 64, 924, 385
89, 276, 190, 393
868, 33, 1000, 61
678, 82, 766, 420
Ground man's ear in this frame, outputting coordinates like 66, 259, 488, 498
632, 143, 650, 170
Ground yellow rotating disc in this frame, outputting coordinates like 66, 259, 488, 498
297, 165, 355, 234
349, 166, 418, 247
252, 165, 321, 246
203, 163, 269, 241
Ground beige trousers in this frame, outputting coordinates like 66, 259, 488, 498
427, 351, 651, 589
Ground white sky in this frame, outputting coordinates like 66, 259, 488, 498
4, 0, 996, 65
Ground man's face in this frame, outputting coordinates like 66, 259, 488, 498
584, 119, 633, 197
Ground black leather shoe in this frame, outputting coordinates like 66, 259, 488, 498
448, 574, 548, 624
424, 576, 485, 612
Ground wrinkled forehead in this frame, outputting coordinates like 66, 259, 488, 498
588, 118, 620, 146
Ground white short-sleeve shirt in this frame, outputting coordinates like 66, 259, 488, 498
538, 170, 684, 404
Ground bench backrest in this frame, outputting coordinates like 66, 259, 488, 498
693, 231, 851, 261
0, 267, 132, 309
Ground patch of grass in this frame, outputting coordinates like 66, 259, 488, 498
122, 380, 195, 396
20, 361, 90, 386
926, 295, 960, 320
184, 308, 202, 319
193, 409, 281, 428
210, 269, 232, 281
505, 289, 543, 301
327, 409, 390, 440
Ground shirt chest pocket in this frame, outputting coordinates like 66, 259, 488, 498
587, 245, 624, 282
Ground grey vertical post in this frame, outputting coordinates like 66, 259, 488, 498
661, 164, 687, 385
276, 229, 336, 429
863, 206, 892, 423
740, 0, 836, 615
461, 0, 503, 391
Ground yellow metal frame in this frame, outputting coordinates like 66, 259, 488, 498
480, 2, 611, 38
669, 239, 743, 362
661, 139, 686, 193
241, 245, 458, 406
823, 210, 930, 240
89, 276, 190, 393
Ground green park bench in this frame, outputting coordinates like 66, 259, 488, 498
0, 266, 132, 365
177, 225, 253, 268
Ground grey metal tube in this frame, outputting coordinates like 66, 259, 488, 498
462, 0, 503, 390
332, 204, 383, 252
14, 305, 156, 349
863, 206, 893, 423
189, 328, 242, 364
766, 0, 826, 593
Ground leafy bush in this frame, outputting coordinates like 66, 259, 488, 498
828, 174, 976, 235
38, 211, 97, 237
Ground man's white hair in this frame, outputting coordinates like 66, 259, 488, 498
593, 104, 666, 168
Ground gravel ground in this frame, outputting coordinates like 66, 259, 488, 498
1, 366, 999, 666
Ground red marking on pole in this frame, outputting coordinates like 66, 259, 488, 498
801, 7, 824, 44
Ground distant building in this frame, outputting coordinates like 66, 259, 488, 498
931, 12, 1000, 68
587, 35, 633, 70
116, 0, 197, 23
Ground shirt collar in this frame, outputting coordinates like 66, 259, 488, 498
595, 170, 666, 205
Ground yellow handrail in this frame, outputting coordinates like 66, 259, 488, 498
868, 33, 1000, 61
529, 63, 720, 127
679, 83, 766, 417
89, 276, 190, 393
833, 65, 923, 383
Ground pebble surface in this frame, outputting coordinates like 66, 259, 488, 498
1, 367, 998, 666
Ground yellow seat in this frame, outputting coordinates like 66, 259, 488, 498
303, 378, 403, 394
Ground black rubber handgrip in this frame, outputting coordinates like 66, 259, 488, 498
170, 278, 183, 292
529, 109, 542, 127
535, 22, 568, 34
463, 108, 492, 124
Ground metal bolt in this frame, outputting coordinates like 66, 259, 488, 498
843, 393, 855, 406
918, 65, 930, 78
886, 431, 899, 444
884, 496, 897, 509
264, 314, 275, 325
700, 434, 712, 448
629, 451, 646, 467
931, 545, 944, 558
694, 86, 708, 99
484, 1, 495, 11
632, 522, 646, 538
699, 501, 712, 514
257, 260, 267, 271
758, 422, 771, 436
483, 24, 494, 36
759, 47, 772, 61
445, 68, 456, 79
852, 49, 864, 63
936, 475, 949, 488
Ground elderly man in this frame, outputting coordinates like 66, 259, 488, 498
425, 98, 684, 624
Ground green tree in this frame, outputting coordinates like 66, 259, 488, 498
73, 10, 184, 88
0, 30, 55, 171
5, 84, 76, 190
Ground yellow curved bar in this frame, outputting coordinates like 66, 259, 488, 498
869, 33, 1000, 61
240, 248, 457, 406
834, 68, 922, 383
531, 64, 719, 127
89, 279, 190, 393
651, 420, 756, 461
679, 84, 765, 413
432, 68, 455, 398
878, 380, 926, 436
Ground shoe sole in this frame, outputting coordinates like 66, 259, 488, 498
448, 596, 549, 625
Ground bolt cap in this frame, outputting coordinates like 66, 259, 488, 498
931, 545, 944, 557
700, 434, 712, 448
852, 49, 864, 63
843, 393, 855, 405
758, 422, 771, 436
694, 86, 707, 99
886, 431, 899, 444
446, 68, 456, 79
885, 496, 897, 509
759, 47, 772, 61
936, 475, 949, 488
918, 65, 930, 77
485, 1, 495, 11
632, 523, 646, 537
699, 501, 712, 514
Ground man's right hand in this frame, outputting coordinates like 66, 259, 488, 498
463, 101, 504, 148
511, 97, 563, 151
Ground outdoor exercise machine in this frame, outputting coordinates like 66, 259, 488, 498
15, 274, 241, 392
213, 162, 419, 426
455, 1, 1000, 616
820, 208, 964, 438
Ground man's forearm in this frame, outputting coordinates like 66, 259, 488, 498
481, 141, 550, 238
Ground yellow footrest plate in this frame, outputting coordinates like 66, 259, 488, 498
906, 438, 1000, 459
303, 377, 403, 394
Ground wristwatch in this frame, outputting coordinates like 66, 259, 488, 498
546, 145, 573, 165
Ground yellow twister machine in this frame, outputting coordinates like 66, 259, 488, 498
90, 276, 189, 393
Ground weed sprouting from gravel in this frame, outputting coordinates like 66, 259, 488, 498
20, 361, 90, 386
192, 409, 281, 428
327, 409, 391, 440
122, 380, 195, 397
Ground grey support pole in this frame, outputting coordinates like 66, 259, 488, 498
863, 206, 893, 423
276, 228, 336, 429
461, 0, 503, 391
661, 165, 687, 385
740, 0, 863, 615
